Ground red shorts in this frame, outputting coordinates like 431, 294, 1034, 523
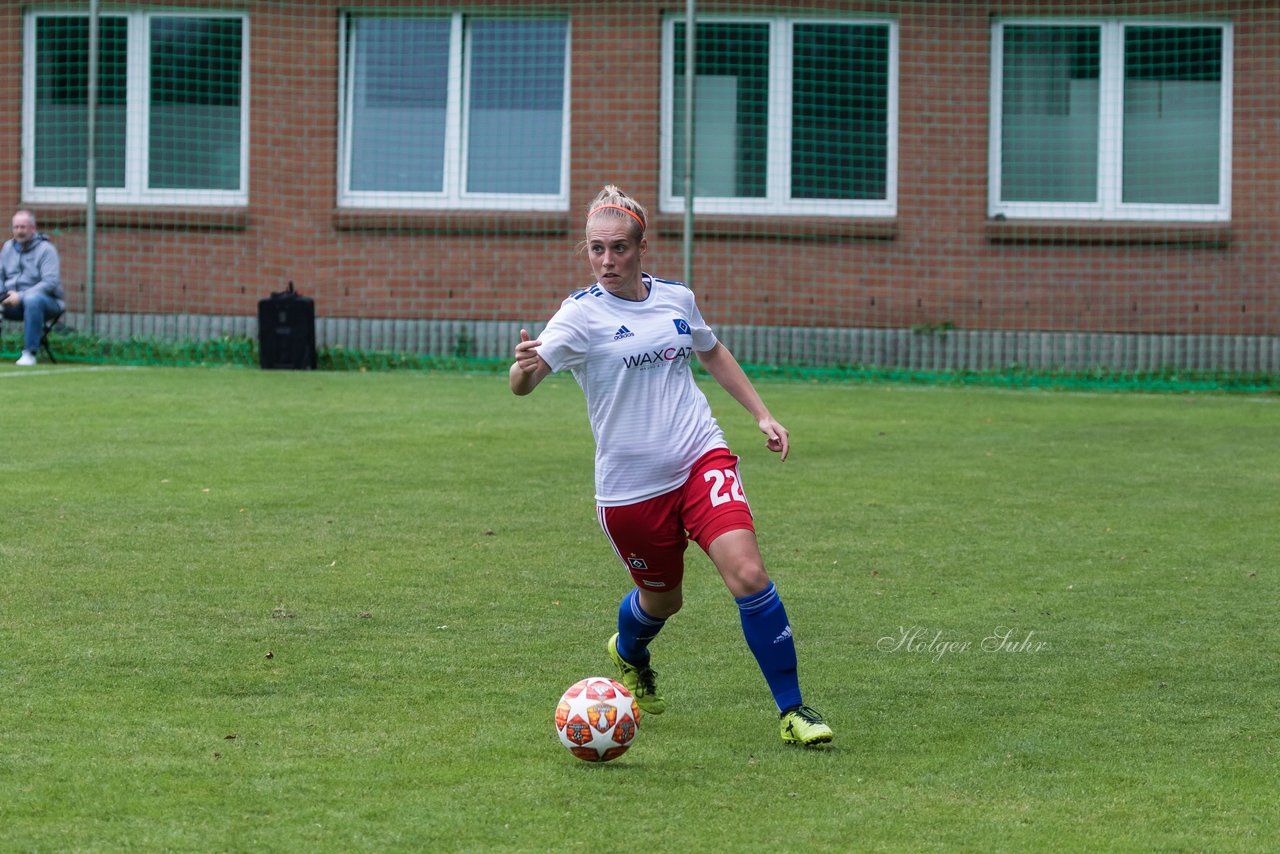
597, 447, 755, 591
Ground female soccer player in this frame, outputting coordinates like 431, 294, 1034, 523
510, 186, 832, 746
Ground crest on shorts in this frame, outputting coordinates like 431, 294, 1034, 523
627, 556, 648, 570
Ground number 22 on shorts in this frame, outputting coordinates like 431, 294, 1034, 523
704, 468, 745, 506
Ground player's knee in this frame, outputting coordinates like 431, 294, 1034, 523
650, 601, 682, 620
728, 563, 771, 598
638, 588, 682, 619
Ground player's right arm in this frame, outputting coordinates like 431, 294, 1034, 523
510, 328, 552, 395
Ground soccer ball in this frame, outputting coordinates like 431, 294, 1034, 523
554, 676, 640, 762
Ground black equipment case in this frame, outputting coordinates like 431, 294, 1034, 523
258, 282, 316, 370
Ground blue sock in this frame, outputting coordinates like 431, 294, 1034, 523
616, 589, 665, 665
736, 582, 802, 712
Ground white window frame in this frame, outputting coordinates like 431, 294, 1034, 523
989, 18, 1232, 222
659, 14, 898, 217
22, 9, 250, 207
337, 13, 572, 211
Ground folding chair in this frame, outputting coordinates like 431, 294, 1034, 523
2, 304, 64, 364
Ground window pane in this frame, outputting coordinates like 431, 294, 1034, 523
1122, 27, 1222, 204
672, 22, 769, 198
34, 15, 128, 188
792, 24, 889, 201
1000, 26, 1099, 203
348, 18, 450, 193
466, 19, 567, 195
149, 17, 243, 190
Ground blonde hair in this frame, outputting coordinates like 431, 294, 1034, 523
584, 185, 647, 240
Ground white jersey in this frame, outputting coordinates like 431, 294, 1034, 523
536, 273, 727, 505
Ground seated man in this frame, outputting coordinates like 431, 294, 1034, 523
1, 209, 64, 366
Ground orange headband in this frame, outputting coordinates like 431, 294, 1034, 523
588, 204, 646, 232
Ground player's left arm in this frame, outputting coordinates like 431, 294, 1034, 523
696, 341, 789, 462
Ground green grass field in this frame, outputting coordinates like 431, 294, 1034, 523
1, 364, 1276, 852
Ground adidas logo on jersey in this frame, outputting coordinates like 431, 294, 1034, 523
613, 325, 635, 340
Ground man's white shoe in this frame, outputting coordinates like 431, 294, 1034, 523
16, 351, 37, 366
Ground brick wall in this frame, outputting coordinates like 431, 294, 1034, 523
2, 0, 1276, 338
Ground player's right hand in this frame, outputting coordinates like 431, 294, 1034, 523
513, 328, 543, 373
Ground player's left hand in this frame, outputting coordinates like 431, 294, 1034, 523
758, 418, 790, 462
